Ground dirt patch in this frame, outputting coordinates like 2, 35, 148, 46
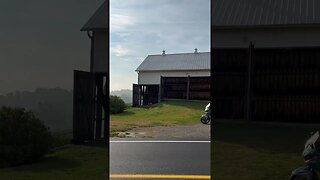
115, 123, 210, 140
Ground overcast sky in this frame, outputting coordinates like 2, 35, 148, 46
110, 0, 210, 90
0, 0, 209, 95
0, 0, 104, 95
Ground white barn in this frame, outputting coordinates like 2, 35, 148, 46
133, 50, 210, 106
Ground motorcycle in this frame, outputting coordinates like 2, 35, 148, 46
290, 131, 320, 180
200, 103, 211, 124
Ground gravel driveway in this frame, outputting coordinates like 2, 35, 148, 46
116, 123, 210, 140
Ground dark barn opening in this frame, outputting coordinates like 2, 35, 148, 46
162, 76, 210, 100
162, 77, 188, 99
213, 47, 320, 123
132, 84, 159, 107
133, 76, 211, 106
73, 71, 109, 143
189, 77, 211, 100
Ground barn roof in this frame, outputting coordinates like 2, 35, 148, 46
81, 1, 108, 31
212, 0, 320, 29
136, 52, 210, 72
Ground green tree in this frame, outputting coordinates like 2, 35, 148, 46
110, 95, 126, 114
0, 107, 52, 167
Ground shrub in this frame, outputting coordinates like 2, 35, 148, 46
110, 95, 126, 114
0, 107, 53, 167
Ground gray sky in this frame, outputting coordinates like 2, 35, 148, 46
0, 0, 103, 95
0, 0, 210, 94
110, 0, 210, 90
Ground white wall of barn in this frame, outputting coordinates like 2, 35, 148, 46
92, 31, 108, 73
138, 70, 210, 85
213, 27, 320, 48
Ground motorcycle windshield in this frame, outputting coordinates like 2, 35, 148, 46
205, 103, 210, 111
305, 131, 320, 149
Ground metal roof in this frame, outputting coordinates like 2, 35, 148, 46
136, 52, 210, 72
212, 0, 320, 29
81, 1, 108, 31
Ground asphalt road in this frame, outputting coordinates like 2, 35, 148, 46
110, 140, 210, 179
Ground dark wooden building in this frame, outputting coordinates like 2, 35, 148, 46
212, 0, 320, 123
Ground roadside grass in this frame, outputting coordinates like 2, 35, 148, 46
0, 144, 107, 180
110, 100, 207, 136
212, 122, 318, 180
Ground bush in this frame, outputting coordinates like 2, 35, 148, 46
0, 107, 53, 167
110, 95, 126, 114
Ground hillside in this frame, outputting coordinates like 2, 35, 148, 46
0, 88, 73, 131
110, 89, 132, 104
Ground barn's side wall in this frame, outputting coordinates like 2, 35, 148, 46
213, 27, 320, 48
138, 70, 210, 85
93, 31, 108, 73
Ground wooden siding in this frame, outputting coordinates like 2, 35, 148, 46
213, 47, 320, 123
162, 77, 210, 100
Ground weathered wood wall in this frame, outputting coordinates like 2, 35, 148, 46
73, 71, 109, 143
162, 76, 210, 100
73, 70, 95, 143
213, 47, 320, 123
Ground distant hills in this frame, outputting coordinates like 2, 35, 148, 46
110, 89, 132, 104
0, 87, 73, 132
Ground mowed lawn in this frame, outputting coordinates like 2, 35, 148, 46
212, 122, 320, 180
110, 100, 208, 136
0, 144, 108, 180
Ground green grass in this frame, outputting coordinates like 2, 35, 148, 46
110, 100, 207, 136
0, 144, 107, 180
212, 122, 319, 180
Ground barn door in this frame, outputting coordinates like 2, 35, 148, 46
73, 70, 95, 144
132, 84, 140, 107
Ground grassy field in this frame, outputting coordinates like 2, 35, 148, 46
0, 144, 108, 180
110, 100, 207, 136
212, 122, 320, 180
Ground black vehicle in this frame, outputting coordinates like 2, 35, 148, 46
200, 103, 211, 124
290, 131, 320, 180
